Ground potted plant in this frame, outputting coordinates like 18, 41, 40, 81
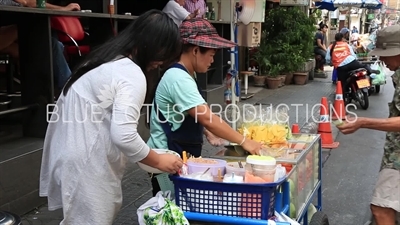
308, 58, 316, 80
262, 7, 316, 85
293, 72, 308, 85
278, 43, 305, 85
251, 42, 269, 87
266, 63, 283, 89
278, 73, 286, 87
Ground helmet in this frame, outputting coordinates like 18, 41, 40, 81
340, 28, 350, 34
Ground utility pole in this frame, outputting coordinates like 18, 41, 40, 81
381, 5, 387, 28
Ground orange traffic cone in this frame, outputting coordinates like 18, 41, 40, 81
318, 97, 339, 149
292, 124, 300, 133
332, 81, 346, 120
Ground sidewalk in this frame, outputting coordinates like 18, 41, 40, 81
21, 68, 336, 225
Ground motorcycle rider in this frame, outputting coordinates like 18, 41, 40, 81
326, 33, 376, 95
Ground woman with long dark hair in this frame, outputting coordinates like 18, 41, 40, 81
39, 10, 183, 224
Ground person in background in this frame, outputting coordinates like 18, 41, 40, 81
352, 26, 358, 34
326, 33, 376, 95
184, 0, 206, 19
340, 27, 350, 41
39, 10, 183, 225
1, 0, 80, 92
350, 31, 360, 51
12, 0, 80, 10
314, 23, 328, 73
331, 68, 338, 84
337, 25, 400, 225
147, 18, 263, 196
51, 33, 71, 93
163, 0, 199, 27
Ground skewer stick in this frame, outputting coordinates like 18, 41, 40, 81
182, 151, 187, 163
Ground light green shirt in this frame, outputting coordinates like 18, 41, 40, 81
147, 67, 206, 149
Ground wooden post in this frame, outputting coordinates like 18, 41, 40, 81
103, 0, 118, 14
217, 0, 221, 21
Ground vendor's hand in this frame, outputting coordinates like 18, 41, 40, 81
156, 154, 183, 174
242, 139, 263, 155
336, 117, 364, 134
205, 131, 225, 147
194, 9, 200, 15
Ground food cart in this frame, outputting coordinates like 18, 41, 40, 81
167, 133, 329, 225
147, 106, 329, 224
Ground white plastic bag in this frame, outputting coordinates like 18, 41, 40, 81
137, 191, 189, 225
381, 61, 395, 77
370, 61, 379, 71
370, 61, 386, 85
274, 164, 287, 182
275, 211, 301, 225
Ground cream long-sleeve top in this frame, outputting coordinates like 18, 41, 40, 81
39, 57, 150, 224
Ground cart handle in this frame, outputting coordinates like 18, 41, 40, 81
185, 212, 291, 225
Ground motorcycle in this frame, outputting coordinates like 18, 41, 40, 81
344, 68, 372, 110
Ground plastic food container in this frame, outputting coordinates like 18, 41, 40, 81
226, 162, 246, 177
187, 158, 227, 177
244, 155, 276, 183
222, 173, 244, 183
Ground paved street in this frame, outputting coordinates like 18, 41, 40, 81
322, 75, 395, 225
21, 68, 393, 225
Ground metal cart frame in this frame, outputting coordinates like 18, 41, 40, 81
180, 138, 327, 225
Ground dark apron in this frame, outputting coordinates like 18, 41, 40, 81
151, 63, 204, 195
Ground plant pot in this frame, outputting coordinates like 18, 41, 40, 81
284, 73, 293, 85
253, 76, 266, 87
304, 62, 309, 72
293, 72, 308, 85
266, 77, 281, 89
308, 70, 314, 81
278, 75, 286, 87
300, 61, 311, 72
307, 61, 313, 72
309, 59, 316, 70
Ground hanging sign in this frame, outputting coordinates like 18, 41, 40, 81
367, 13, 375, 19
237, 22, 262, 47
333, 0, 363, 8
280, 0, 309, 6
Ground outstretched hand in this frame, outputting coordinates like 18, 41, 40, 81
336, 117, 363, 134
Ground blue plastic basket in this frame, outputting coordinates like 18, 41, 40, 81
169, 175, 286, 220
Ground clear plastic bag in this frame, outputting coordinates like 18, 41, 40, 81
371, 61, 386, 86
137, 191, 189, 225
237, 105, 292, 148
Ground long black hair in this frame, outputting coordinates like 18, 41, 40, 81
63, 9, 182, 105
